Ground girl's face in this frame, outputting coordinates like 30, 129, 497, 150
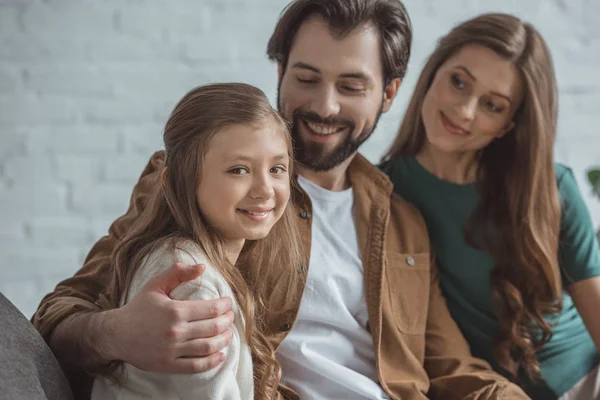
197, 120, 291, 243
421, 44, 524, 156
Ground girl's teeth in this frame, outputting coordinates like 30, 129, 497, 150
307, 121, 340, 135
246, 210, 268, 216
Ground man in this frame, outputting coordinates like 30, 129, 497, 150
33, 0, 529, 399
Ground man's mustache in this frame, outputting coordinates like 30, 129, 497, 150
292, 110, 354, 129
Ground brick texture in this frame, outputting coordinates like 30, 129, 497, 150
0, 0, 598, 317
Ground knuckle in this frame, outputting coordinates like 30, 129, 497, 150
164, 326, 182, 341
195, 339, 217, 355
208, 302, 220, 318
211, 321, 222, 335
167, 306, 184, 322
226, 311, 235, 323
172, 262, 184, 273
204, 341, 216, 355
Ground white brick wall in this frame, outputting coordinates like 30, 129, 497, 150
1, 0, 598, 317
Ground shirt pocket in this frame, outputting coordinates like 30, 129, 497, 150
385, 252, 431, 335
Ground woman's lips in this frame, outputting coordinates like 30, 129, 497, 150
440, 112, 470, 136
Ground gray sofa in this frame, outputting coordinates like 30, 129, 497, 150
0, 293, 73, 400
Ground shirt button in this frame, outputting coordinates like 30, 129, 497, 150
280, 323, 292, 332
406, 256, 416, 266
299, 210, 311, 220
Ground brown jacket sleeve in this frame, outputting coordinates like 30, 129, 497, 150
424, 262, 530, 400
32, 151, 166, 341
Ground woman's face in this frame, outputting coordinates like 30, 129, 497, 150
197, 120, 291, 243
421, 44, 524, 156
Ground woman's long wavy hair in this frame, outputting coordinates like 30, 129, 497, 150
109, 83, 303, 399
383, 13, 562, 381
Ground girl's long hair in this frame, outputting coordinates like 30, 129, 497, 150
109, 82, 303, 399
383, 13, 561, 381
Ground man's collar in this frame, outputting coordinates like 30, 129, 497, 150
348, 153, 393, 197
291, 153, 393, 201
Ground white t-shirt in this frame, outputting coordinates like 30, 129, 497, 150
277, 175, 389, 399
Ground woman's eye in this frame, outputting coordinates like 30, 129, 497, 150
229, 167, 248, 175
485, 100, 503, 113
451, 74, 465, 90
270, 166, 287, 174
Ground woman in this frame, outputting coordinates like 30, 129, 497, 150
92, 82, 302, 400
382, 13, 600, 400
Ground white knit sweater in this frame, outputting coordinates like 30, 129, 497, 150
91, 240, 254, 400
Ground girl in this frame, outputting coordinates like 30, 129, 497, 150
92, 82, 302, 400
382, 13, 600, 400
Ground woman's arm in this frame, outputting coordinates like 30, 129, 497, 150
569, 277, 600, 350
557, 165, 600, 349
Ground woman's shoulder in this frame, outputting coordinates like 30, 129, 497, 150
554, 162, 574, 186
379, 155, 411, 176
380, 155, 420, 194
553, 163, 585, 208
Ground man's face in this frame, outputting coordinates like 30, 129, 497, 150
277, 16, 392, 172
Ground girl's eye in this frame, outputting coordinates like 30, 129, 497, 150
229, 167, 249, 175
271, 166, 287, 174
450, 74, 465, 90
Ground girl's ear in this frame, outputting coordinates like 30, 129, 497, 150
161, 167, 168, 186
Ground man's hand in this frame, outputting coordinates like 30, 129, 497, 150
105, 262, 235, 373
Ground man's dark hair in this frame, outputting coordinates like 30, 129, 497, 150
267, 0, 412, 85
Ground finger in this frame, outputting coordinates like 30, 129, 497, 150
185, 310, 235, 339
185, 297, 232, 322
147, 263, 205, 294
172, 352, 226, 374
178, 329, 234, 358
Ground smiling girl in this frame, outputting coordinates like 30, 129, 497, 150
91, 82, 302, 400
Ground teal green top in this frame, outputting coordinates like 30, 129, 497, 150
382, 156, 600, 399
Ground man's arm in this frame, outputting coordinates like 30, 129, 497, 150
32, 151, 234, 394
32, 151, 167, 342
424, 263, 531, 400
48, 263, 234, 373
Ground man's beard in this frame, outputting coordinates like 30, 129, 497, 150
277, 87, 384, 172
